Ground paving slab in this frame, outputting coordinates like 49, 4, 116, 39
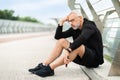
0, 33, 89, 80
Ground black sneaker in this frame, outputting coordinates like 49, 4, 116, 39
28, 63, 45, 73
34, 65, 54, 77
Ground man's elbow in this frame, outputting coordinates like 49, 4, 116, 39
54, 36, 60, 40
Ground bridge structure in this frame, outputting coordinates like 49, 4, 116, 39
67, 0, 120, 77
0, 0, 120, 80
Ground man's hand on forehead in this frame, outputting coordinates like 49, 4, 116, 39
63, 15, 69, 22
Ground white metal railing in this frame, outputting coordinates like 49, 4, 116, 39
0, 19, 54, 34
102, 17, 120, 58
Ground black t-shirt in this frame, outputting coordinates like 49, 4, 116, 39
54, 18, 104, 65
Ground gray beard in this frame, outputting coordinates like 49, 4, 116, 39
73, 23, 80, 30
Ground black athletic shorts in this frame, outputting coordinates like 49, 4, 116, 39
72, 46, 99, 68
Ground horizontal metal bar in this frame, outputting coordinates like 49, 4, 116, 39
108, 37, 120, 39
92, 0, 102, 5
104, 27, 120, 28
105, 47, 120, 51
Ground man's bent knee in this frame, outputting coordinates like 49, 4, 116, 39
57, 38, 70, 48
77, 45, 85, 58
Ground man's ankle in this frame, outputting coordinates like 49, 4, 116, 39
42, 63, 48, 66
49, 64, 55, 70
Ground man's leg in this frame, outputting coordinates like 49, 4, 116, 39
50, 44, 85, 70
29, 38, 70, 73
33, 39, 85, 77
32, 39, 71, 77
43, 38, 70, 65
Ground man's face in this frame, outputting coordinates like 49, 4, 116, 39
68, 14, 81, 30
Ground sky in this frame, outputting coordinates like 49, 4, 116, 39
0, 0, 71, 24
0, 0, 116, 24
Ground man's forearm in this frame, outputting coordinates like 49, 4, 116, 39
54, 25, 63, 39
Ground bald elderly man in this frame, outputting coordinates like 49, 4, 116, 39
28, 10, 104, 77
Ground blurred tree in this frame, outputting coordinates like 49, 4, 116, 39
19, 16, 39, 23
11, 16, 19, 20
0, 9, 14, 19
0, 9, 43, 23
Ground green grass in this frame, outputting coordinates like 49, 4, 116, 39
104, 54, 113, 63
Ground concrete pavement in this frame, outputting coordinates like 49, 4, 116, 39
0, 33, 89, 80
